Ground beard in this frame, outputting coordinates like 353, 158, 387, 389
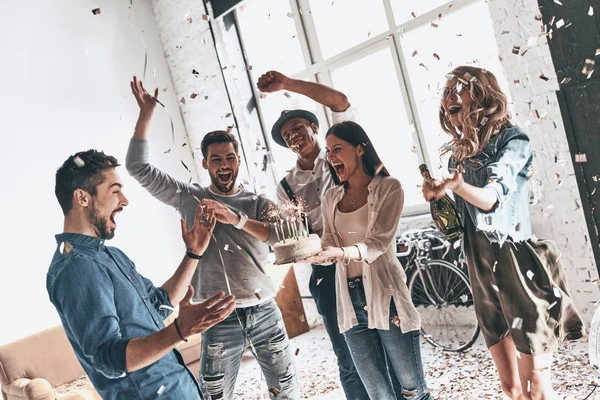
89, 199, 115, 240
209, 168, 239, 193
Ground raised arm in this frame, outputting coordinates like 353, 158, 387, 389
257, 70, 350, 112
125, 76, 187, 208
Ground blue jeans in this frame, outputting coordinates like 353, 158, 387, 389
310, 265, 370, 400
344, 277, 432, 400
199, 299, 298, 399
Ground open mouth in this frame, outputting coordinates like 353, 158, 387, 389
109, 208, 122, 226
332, 163, 345, 177
448, 105, 461, 116
217, 170, 233, 185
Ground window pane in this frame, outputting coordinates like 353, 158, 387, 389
330, 47, 424, 207
308, 0, 388, 59
400, 0, 510, 177
236, 0, 306, 77
392, 0, 451, 24
258, 86, 328, 181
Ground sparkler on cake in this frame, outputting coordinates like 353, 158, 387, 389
268, 199, 322, 265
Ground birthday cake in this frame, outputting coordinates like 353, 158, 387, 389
274, 234, 322, 265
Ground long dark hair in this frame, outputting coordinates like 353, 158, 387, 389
326, 121, 390, 181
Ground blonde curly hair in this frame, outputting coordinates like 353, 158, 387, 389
439, 66, 511, 161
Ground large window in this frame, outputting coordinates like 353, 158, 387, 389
236, 0, 506, 215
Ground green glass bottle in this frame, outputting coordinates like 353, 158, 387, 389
419, 163, 462, 241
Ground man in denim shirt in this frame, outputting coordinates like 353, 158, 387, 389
47, 150, 235, 400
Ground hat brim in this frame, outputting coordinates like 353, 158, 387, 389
270, 110, 319, 148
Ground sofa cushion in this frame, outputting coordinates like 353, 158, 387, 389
0, 326, 84, 387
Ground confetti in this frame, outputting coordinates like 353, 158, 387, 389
181, 160, 190, 172
554, 0, 562, 4
294, 348, 300, 356
460, 294, 469, 303
246, 65, 253, 71
201, 14, 210, 21
512, 317, 523, 330
556, 19, 565, 29
180, 97, 186, 104
224, 244, 234, 254
431, 22, 439, 28
526, 270, 535, 280
299, 315, 305, 323
539, 74, 549, 81
391, 315, 401, 327
553, 287, 562, 298
560, 77, 572, 85
259, 93, 267, 99
157, 385, 166, 395
284, 91, 291, 99
59, 241, 73, 255
590, 6, 595, 16
548, 301, 557, 310
412, 50, 418, 57
582, 59, 595, 75
512, 45, 521, 55
92, 8, 101, 15
73, 156, 85, 167
492, 284, 499, 292
433, 53, 440, 60
190, 93, 198, 99
575, 154, 587, 163
187, 17, 193, 24
374, 163, 385, 175
364, 305, 369, 311
192, 69, 200, 76
254, 289, 262, 300
316, 278, 323, 286
269, 387, 281, 396
286, 12, 294, 18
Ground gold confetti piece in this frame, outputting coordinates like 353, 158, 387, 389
245, 65, 253, 71
73, 156, 85, 168
254, 289, 262, 300
284, 91, 291, 99
492, 284, 499, 292
391, 315, 401, 328
316, 278, 323, 286
412, 50, 418, 57
433, 53, 440, 60
556, 19, 565, 29
385, 33, 393, 40
512, 317, 523, 330
514, 79, 521, 85
521, 49, 528, 57
431, 22, 439, 28
582, 59, 595, 75
374, 163, 385, 176
547, 301, 557, 310
299, 315, 305, 322
364, 305, 369, 311
259, 93, 267, 99
294, 348, 300, 356
180, 97, 186, 104
190, 93, 198, 99
201, 14, 210, 21
225, 112, 232, 118
157, 385, 166, 395
92, 8, 101, 15
187, 17, 193, 23
526, 270, 535, 280
539, 74, 549, 81
575, 153, 587, 162
60, 241, 73, 254
411, 11, 417, 18
512, 45, 520, 55
560, 77, 571, 85
553, 287, 562, 298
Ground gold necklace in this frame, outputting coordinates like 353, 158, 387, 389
346, 185, 368, 206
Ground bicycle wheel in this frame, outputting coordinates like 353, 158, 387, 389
408, 259, 480, 352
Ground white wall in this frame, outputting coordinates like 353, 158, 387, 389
0, 0, 197, 345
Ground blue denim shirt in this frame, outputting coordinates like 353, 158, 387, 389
47, 233, 201, 400
449, 125, 534, 246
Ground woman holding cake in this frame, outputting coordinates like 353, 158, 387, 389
301, 120, 432, 400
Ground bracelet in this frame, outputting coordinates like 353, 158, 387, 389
173, 318, 188, 342
341, 247, 351, 266
185, 251, 202, 260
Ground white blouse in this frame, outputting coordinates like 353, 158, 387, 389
321, 176, 421, 334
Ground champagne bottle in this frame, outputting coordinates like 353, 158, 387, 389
419, 164, 462, 240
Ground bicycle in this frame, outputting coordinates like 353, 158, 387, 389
397, 228, 480, 352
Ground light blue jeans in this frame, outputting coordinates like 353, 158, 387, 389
344, 277, 432, 400
199, 299, 299, 399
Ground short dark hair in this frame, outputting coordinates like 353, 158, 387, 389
326, 121, 390, 179
55, 150, 120, 215
200, 130, 239, 159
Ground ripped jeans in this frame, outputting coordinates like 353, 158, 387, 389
344, 277, 432, 400
199, 299, 299, 399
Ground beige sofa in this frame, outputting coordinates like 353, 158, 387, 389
0, 323, 202, 400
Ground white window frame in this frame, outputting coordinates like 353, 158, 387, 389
235, 0, 481, 216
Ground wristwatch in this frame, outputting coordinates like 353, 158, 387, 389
235, 211, 248, 229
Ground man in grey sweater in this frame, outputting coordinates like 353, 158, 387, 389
126, 76, 298, 400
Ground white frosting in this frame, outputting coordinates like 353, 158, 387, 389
274, 234, 322, 264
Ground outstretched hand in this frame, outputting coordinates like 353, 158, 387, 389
422, 165, 464, 201
130, 75, 159, 115
181, 203, 216, 255
176, 287, 236, 338
256, 70, 289, 93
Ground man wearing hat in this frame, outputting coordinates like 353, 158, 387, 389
257, 71, 368, 399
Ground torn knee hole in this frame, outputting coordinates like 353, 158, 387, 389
202, 373, 225, 399
268, 333, 288, 353
206, 342, 224, 358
